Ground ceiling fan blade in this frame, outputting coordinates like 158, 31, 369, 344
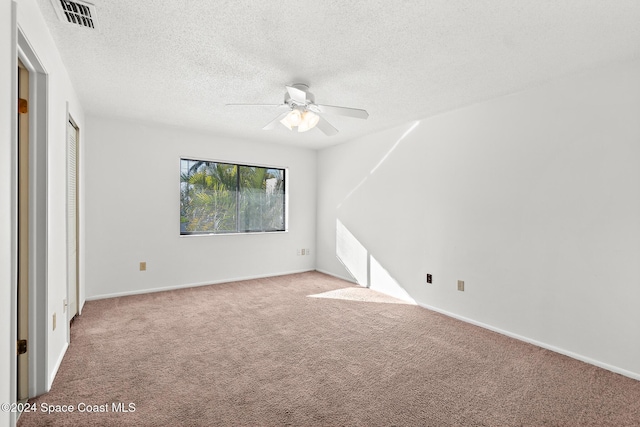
316, 104, 369, 119
263, 111, 290, 130
315, 116, 338, 136
306, 103, 321, 114
286, 85, 307, 104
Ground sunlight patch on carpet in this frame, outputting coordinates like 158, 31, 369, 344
307, 287, 416, 305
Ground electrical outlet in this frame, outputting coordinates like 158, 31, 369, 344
458, 280, 465, 291
296, 249, 301, 256
301, 248, 306, 255
426, 274, 432, 284
52, 313, 56, 331
140, 262, 146, 271
305, 248, 311, 255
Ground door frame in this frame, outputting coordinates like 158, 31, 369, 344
17, 56, 29, 403
17, 26, 49, 399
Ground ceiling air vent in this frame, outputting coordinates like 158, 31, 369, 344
51, 0, 98, 29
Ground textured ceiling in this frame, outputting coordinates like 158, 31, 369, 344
37, 0, 640, 149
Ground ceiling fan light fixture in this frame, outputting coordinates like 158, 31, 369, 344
298, 110, 320, 132
281, 109, 302, 129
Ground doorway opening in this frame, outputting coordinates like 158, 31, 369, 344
17, 29, 49, 400
17, 58, 29, 403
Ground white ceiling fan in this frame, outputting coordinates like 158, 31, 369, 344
226, 84, 369, 136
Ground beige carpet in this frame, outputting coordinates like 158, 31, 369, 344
17, 271, 640, 426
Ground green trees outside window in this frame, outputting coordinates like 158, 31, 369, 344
180, 158, 285, 235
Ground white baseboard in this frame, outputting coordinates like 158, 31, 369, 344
314, 268, 357, 284
49, 341, 69, 390
85, 269, 316, 301
416, 301, 640, 381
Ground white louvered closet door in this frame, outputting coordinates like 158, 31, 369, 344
67, 119, 78, 320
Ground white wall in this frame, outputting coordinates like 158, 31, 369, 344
317, 59, 640, 378
1, 1, 15, 425
84, 116, 316, 299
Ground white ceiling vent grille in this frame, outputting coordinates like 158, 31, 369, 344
51, 0, 98, 29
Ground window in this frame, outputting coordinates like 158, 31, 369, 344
180, 158, 286, 235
